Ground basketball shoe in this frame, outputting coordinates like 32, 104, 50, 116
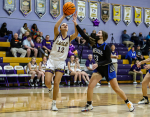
51, 102, 58, 111
81, 104, 93, 112
127, 101, 135, 112
138, 97, 149, 104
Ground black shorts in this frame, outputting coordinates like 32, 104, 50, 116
93, 63, 116, 82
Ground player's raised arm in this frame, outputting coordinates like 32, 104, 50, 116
70, 12, 78, 42
54, 14, 66, 40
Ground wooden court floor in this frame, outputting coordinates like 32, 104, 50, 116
0, 84, 150, 117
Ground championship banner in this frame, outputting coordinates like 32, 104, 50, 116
35, 0, 46, 18
64, 0, 74, 20
4, 0, 16, 15
101, 2, 110, 23
112, 4, 121, 25
123, 5, 132, 26
20, 0, 32, 17
89, 1, 98, 21
77, 0, 86, 22
144, 8, 150, 28
50, 0, 60, 19
134, 7, 142, 26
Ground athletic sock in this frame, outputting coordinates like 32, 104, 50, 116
87, 101, 92, 105
143, 96, 148, 100
36, 79, 39, 83
74, 81, 76, 83
30, 79, 33, 82
53, 100, 56, 104
125, 99, 129, 104
42, 81, 44, 84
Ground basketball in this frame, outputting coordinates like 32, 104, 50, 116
63, 2, 76, 16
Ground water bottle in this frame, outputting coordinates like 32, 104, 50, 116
68, 80, 70, 86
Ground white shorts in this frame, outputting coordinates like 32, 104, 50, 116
45, 58, 65, 74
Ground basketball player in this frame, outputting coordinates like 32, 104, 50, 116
45, 12, 78, 111
137, 58, 150, 104
73, 19, 135, 112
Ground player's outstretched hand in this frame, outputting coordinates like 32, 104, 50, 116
92, 63, 98, 70
72, 11, 77, 24
137, 62, 141, 68
144, 65, 150, 70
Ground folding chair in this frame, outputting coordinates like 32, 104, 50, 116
4, 66, 18, 86
0, 66, 7, 86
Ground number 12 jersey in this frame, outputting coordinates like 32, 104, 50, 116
49, 33, 70, 61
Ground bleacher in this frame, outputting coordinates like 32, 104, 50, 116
0, 37, 148, 86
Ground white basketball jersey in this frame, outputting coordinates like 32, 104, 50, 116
70, 62, 75, 71
41, 62, 46, 71
49, 33, 70, 61
27, 63, 37, 73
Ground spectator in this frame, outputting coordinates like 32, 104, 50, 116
75, 56, 90, 85
84, 54, 95, 75
0, 22, 12, 42
19, 23, 31, 39
138, 32, 145, 46
39, 56, 48, 86
22, 31, 30, 41
125, 47, 137, 64
34, 36, 48, 57
23, 35, 38, 57
136, 45, 145, 61
10, 33, 27, 57
131, 32, 140, 46
39, 32, 44, 41
111, 44, 118, 74
90, 30, 96, 38
128, 60, 143, 84
42, 35, 52, 54
27, 57, 45, 87
75, 33, 86, 45
68, 55, 82, 86
145, 32, 150, 40
31, 23, 40, 40
122, 30, 134, 48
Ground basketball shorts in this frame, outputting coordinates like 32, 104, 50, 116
45, 58, 65, 74
93, 63, 116, 82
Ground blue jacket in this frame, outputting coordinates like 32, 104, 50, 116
125, 49, 136, 59
122, 34, 130, 42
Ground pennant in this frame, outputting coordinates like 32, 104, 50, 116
144, 8, 150, 28
89, 1, 98, 21
77, 0, 86, 22
112, 4, 121, 25
101, 2, 110, 23
123, 5, 132, 26
134, 7, 142, 26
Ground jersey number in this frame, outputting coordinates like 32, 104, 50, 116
57, 47, 64, 53
94, 55, 99, 62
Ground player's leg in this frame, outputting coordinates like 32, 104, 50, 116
77, 71, 82, 85
70, 71, 77, 85
81, 71, 89, 85
51, 71, 63, 111
138, 72, 150, 104
110, 78, 134, 112
82, 73, 102, 112
29, 71, 36, 86
35, 71, 42, 86
45, 72, 54, 90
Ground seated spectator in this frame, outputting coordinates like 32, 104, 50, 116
111, 44, 118, 74
75, 33, 86, 45
138, 32, 145, 46
10, 33, 27, 57
145, 32, 150, 40
19, 23, 31, 39
31, 23, 40, 40
136, 45, 145, 61
125, 47, 137, 64
23, 35, 38, 57
39, 56, 48, 86
128, 60, 143, 84
75, 56, 90, 85
42, 35, 52, 54
39, 32, 44, 41
22, 31, 30, 41
131, 32, 140, 45
84, 54, 95, 75
34, 36, 48, 57
68, 55, 82, 86
122, 30, 134, 48
0, 22, 12, 42
27, 57, 45, 87
90, 30, 96, 38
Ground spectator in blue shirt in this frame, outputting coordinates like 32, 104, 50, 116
42, 35, 52, 54
84, 54, 95, 75
128, 60, 143, 84
125, 47, 137, 64
122, 30, 134, 48
145, 32, 150, 40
